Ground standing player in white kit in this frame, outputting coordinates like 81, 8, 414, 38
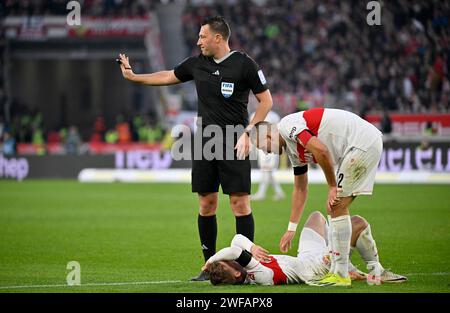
250, 110, 285, 201
249, 108, 384, 286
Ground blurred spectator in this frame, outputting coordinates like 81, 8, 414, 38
424, 121, 437, 136
91, 114, 106, 143
1, 131, 16, 156
105, 129, 118, 144
65, 126, 82, 155
31, 124, 46, 155
380, 109, 392, 135
160, 127, 174, 151
417, 139, 433, 170
138, 118, 163, 144
115, 115, 132, 143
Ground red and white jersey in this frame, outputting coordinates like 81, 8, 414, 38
244, 254, 328, 285
278, 108, 382, 167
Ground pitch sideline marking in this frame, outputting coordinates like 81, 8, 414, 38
0, 273, 449, 290
404, 272, 450, 276
0, 280, 183, 290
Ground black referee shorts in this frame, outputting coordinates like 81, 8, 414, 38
191, 128, 251, 195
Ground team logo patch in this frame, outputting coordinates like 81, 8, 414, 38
289, 127, 297, 139
221, 82, 234, 98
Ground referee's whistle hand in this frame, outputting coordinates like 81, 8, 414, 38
235, 133, 250, 160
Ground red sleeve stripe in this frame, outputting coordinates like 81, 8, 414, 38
297, 129, 313, 147
303, 108, 325, 136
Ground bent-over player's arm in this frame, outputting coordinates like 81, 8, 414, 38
279, 168, 308, 253
290, 169, 308, 225
301, 134, 338, 211
303, 136, 336, 188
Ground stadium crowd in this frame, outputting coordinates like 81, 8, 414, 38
1, 0, 449, 155
0, 104, 170, 155
182, 0, 450, 114
0, 0, 162, 17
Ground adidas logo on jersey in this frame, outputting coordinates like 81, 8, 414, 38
212, 70, 220, 76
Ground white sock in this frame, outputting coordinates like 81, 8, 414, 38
331, 215, 352, 278
326, 215, 335, 273
348, 247, 357, 273
355, 224, 383, 270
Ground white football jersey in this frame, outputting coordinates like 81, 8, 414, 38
244, 254, 329, 285
278, 108, 382, 167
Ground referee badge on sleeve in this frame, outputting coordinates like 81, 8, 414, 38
221, 82, 234, 98
258, 70, 267, 85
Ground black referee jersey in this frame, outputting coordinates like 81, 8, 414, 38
173, 51, 268, 128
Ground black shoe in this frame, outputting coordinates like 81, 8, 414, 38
189, 270, 210, 282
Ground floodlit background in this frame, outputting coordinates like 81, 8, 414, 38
0, 0, 449, 293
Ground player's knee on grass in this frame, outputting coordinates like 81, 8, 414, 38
351, 215, 368, 247
304, 211, 327, 237
198, 193, 218, 215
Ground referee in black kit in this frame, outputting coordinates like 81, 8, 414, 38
118, 16, 272, 281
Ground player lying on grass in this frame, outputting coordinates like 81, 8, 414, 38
202, 211, 407, 286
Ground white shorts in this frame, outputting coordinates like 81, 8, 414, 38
257, 150, 279, 171
297, 228, 327, 256
336, 136, 383, 197
296, 227, 330, 281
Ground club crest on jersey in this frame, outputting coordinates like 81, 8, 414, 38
221, 82, 234, 98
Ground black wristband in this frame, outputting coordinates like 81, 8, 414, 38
124, 67, 132, 70
236, 250, 252, 267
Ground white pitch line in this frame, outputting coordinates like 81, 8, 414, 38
0, 280, 183, 290
404, 272, 450, 276
1, 272, 449, 290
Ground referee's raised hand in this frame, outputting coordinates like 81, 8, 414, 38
118, 53, 133, 79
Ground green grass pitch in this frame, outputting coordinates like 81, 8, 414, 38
0, 180, 449, 293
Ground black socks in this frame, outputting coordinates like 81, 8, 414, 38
236, 213, 254, 242
198, 213, 255, 263
198, 214, 217, 262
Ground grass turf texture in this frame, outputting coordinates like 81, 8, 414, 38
0, 180, 449, 293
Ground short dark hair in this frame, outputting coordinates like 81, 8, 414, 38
202, 16, 231, 41
209, 261, 246, 285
